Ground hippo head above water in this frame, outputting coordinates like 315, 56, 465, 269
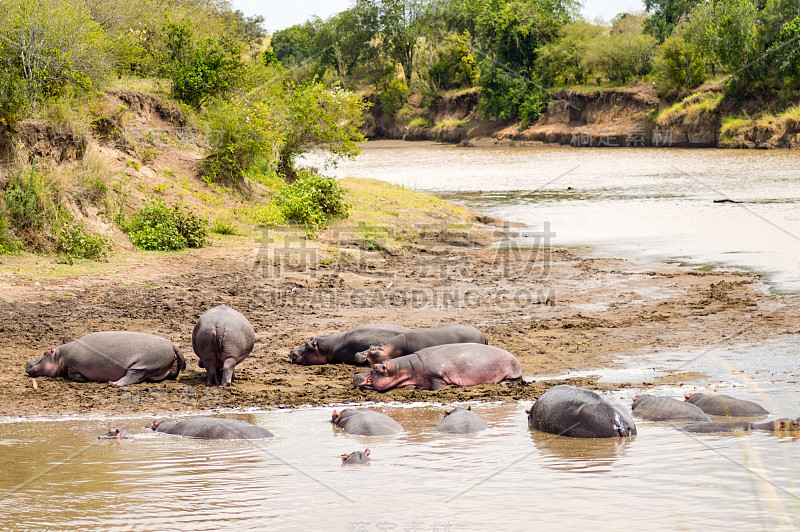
26, 348, 64, 378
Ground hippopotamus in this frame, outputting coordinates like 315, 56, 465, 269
678, 418, 799, 434
527, 385, 637, 438
192, 304, 255, 386
684, 393, 769, 417
147, 417, 274, 439
435, 406, 489, 434
330, 409, 403, 436
290, 324, 411, 365
631, 395, 711, 422
98, 428, 133, 440
341, 449, 371, 464
354, 325, 488, 366
26, 331, 184, 386
353, 344, 522, 391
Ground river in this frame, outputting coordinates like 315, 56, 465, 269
2, 143, 799, 531
326, 141, 800, 295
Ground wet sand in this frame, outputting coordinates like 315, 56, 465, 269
1, 226, 798, 417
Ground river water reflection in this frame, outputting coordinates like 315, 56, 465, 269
322, 142, 800, 294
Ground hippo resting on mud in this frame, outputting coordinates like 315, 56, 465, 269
148, 417, 274, 439
26, 331, 184, 386
678, 418, 799, 434
435, 407, 488, 434
631, 395, 711, 422
353, 344, 522, 392
290, 324, 411, 365
341, 449, 371, 464
527, 385, 637, 438
330, 409, 403, 436
684, 393, 769, 417
193, 304, 255, 386
354, 325, 487, 366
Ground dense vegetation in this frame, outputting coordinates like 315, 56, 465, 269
0, 0, 365, 256
274, 0, 800, 123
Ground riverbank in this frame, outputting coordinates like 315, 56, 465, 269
1, 189, 798, 416
365, 84, 800, 149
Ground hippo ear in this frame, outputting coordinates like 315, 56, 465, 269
364, 448, 370, 456
525, 409, 530, 415
341, 454, 349, 461
331, 411, 340, 423
779, 420, 786, 429
684, 394, 692, 401
467, 406, 472, 411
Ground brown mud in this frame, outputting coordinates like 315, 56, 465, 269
1, 228, 798, 417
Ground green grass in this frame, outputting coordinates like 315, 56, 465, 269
657, 91, 723, 126
408, 117, 432, 128
435, 119, 468, 128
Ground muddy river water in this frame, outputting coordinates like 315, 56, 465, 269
3, 144, 800, 530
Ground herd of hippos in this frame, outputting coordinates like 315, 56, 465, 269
24, 304, 799, 462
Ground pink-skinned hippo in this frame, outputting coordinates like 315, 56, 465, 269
192, 304, 255, 386
330, 409, 403, 436
678, 418, 799, 434
435, 406, 489, 434
290, 324, 410, 365
631, 395, 711, 422
26, 331, 184, 386
148, 417, 274, 439
341, 449, 371, 464
527, 385, 637, 438
354, 325, 488, 366
684, 393, 769, 417
353, 343, 522, 392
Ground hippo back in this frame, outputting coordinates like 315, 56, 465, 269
394, 325, 488, 356
435, 408, 489, 434
161, 417, 274, 439
685, 393, 769, 417
631, 395, 711, 422
530, 385, 636, 438
333, 409, 403, 436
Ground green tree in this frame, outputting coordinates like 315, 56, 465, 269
316, 5, 380, 86
0, 0, 109, 103
358, 0, 428, 83
643, 0, 703, 42
536, 21, 603, 85
587, 14, 657, 84
271, 20, 322, 65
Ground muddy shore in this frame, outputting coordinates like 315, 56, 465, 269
1, 220, 798, 418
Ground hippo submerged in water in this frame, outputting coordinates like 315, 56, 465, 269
631, 395, 711, 422
435, 407, 489, 434
290, 324, 410, 365
98, 428, 133, 440
678, 418, 800, 434
330, 409, 403, 436
684, 393, 769, 417
192, 304, 255, 386
341, 449, 371, 464
354, 325, 487, 366
26, 331, 184, 386
528, 385, 637, 438
353, 343, 522, 391
148, 417, 274, 439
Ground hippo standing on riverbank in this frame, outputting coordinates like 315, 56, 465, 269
26, 331, 184, 386
148, 417, 274, 439
354, 325, 487, 366
435, 407, 489, 433
353, 344, 522, 391
678, 418, 799, 434
528, 385, 637, 438
631, 395, 711, 422
684, 393, 769, 417
290, 324, 410, 365
341, 449, 371, 464
192, 304, 255, 386
330, 409, 403, 436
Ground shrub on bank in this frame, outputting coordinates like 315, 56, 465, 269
55, 222, 112, 262
276, 172, 349, 235
123, 196, 209, 251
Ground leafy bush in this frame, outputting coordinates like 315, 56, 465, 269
377, 77, 409, 120
0, 66, 28, 130
276, 172, 349, 234
124, 196, 209, 251
587, 31, 657, 84
164, 22, 243, 108
211, 217, 237, 235
0, 214, 22, 254
55, 222, 111, 260
3, 165, 66, 240
656, 35, 708, 96
479, 63, 548, 128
